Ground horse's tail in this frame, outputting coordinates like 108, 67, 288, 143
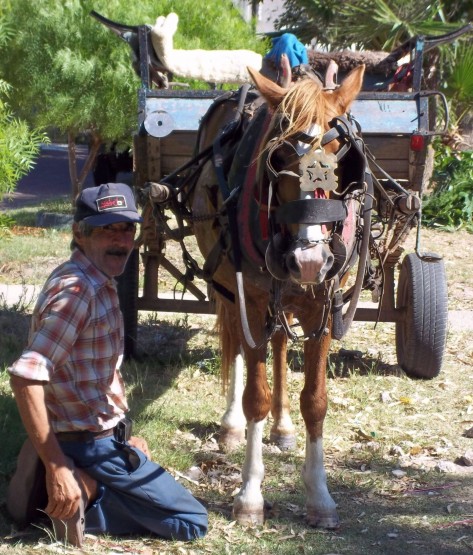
215, 297, 240, 394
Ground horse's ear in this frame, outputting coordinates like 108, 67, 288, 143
329, 64, 365, 114
247, 66, 288, 108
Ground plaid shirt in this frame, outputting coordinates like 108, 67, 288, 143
8, 249, 129, 433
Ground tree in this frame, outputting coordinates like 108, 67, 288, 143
0, 0, 265, 199
276, 0, 468, 48
276, 0, 473, 146
0, 12, 46, 203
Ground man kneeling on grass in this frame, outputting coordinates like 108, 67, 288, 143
7, 183, 208, 547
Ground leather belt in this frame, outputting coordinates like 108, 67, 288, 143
56, 427, 115, 442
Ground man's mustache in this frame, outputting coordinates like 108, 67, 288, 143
106, 248, 129, 257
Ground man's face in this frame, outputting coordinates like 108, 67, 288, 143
73, 222, 137, 277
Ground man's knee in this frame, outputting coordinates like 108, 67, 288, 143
176, 517, 208, 542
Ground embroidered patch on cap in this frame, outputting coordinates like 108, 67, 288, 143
96, 195, 128, 212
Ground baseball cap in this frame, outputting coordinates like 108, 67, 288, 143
74, 183, 143, 227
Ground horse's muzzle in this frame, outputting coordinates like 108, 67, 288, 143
286, 241, 334, 285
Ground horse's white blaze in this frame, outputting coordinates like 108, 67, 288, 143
233, 420, 266, 517
289, 190, 331, 284
299, 192, 325, 242
296, 123, 322, 155
302, 436, 337, 514
221, 353, 246, 433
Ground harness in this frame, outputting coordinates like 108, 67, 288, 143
260, 112, 374, 341
144, 86, 375, 347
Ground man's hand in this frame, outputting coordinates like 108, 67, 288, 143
128, 436, 152, 459
45, 464, 82, 521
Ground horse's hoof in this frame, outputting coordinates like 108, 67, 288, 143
305, 508, 340, 529
219, 428, 245, 452
232, 507, 265, 526
269, 432, 297, 451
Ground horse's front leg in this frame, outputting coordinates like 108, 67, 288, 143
232, 346, 271, 526
270, 318, 296, 450
300, 330, 339, 529
220, 351, 246, 450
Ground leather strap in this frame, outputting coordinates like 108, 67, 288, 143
56, 428, 114, 442
276, 198, 347, 225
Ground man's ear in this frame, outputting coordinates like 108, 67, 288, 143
72, 222, 82, 244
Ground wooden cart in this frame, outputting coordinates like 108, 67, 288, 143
93, 13, 471, 378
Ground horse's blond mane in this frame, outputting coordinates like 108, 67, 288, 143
276, 78, 328, 146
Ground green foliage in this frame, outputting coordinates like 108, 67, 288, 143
443, 41, 473, 131
0, 14, 46, 200
0, 213, 14, 240
0, 0, 265, 142
277, 0, 460, 49
0, 109, 47, 198
422, 143, 473, 231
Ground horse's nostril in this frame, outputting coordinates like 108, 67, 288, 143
286, 253, 300, 276
325, 253, 334, 269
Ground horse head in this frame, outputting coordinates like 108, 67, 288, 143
247, 65, 365, 286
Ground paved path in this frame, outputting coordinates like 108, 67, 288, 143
0, 144, 93, 210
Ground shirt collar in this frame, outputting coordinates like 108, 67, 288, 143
71, 248, 115, 288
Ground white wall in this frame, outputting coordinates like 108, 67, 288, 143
232, 0, 285, 34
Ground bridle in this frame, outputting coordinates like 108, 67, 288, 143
261, 111, 374, 341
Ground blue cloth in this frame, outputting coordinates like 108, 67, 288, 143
264, 33, 308, 68
59, 437, 208, 542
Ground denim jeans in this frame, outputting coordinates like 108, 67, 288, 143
59, 436, 208, 541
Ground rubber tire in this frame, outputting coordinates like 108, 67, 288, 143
116, 248, 139, 360
396, 252, 448, 379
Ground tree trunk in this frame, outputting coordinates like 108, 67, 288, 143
68, 132, 79, 204
67, 131, 103, 203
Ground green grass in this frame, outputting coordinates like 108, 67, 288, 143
1, 199, 72, 227
1, 212, 473, 553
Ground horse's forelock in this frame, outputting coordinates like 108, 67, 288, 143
277, 79, 326, 145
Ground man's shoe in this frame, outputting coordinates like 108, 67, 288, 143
6, 438, 47, 528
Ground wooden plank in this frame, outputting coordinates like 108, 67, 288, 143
363, 135, 410, 159
351, 98, 424, 134
161, 156, 196, 175
369, 160, 409, 180
158, 132, 198, 175
145, 97, 214, 132
160, 132, 197, 157
141, 131, 415, 184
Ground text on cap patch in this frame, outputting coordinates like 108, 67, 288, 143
96, 195, 128, 212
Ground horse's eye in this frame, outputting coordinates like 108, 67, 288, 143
271, 145, 298, 171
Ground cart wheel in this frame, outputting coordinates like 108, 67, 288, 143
396, 252, 448, 379
116, 248, 139, 359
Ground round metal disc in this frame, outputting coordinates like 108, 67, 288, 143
144, 110, 174, 138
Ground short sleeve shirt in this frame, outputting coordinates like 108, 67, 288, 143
8, 249, 129, 433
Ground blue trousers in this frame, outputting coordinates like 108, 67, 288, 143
59, 436, 208, 541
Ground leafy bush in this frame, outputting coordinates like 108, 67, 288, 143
422, 144, 473, 232
0, 212, 14, 239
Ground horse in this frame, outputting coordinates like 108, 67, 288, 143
184, 64, 367, 527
